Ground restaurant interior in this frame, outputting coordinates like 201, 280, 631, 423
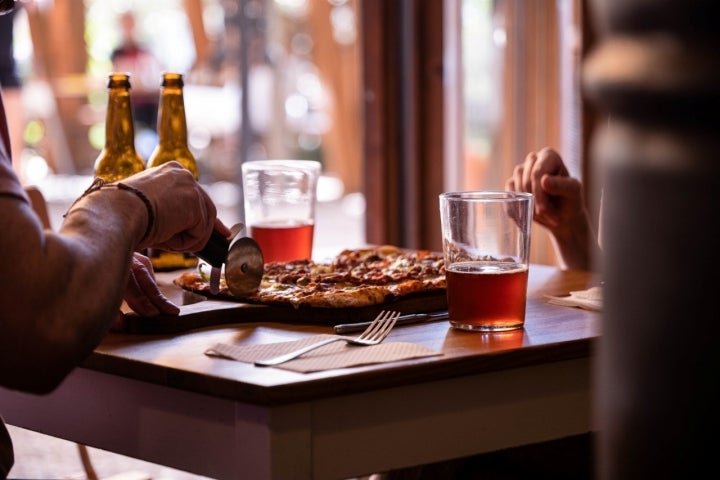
2, 0, 717, 478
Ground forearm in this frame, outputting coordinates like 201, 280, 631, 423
55, 185, 149, 320
46, 187, 149, 363
0, 188, 148, 392
549, 210, 602, 271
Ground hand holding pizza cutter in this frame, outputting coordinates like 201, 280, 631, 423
195, 224, 264, 296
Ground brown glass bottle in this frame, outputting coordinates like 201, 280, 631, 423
146, 72, 199, 270
93, 73, 146, 182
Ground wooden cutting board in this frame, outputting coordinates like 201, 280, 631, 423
122, 273, 447, 334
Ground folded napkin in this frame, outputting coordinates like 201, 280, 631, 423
545, 286, 602, 311
206, 334, 442, 373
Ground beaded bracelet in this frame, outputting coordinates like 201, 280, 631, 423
63, 177, 155, 243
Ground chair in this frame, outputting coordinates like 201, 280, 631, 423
24, 185, 52, 229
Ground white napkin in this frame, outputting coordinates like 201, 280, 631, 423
545, 286, 603, 311
206, 334, 442, 373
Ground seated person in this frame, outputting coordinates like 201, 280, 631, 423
0, 84, 230, 475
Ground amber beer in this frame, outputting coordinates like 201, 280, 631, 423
446, 261, 529, 331
439, 191, 534, 332
250, 222, 314, 262
242, 159, 321, 263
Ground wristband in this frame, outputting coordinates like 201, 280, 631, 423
64, 177, 155, 243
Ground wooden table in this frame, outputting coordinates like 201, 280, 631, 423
0, 265, 600, 479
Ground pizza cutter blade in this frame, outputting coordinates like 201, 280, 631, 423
195, 226, 264, 297
225, 235, 264, 297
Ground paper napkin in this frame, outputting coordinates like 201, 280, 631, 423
205, 334, 442, 373
545, 286, 603, 311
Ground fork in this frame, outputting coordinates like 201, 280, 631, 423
254, 310, 402, 367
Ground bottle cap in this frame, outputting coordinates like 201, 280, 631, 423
161, 72, 184, 88
108, 72, 131, 89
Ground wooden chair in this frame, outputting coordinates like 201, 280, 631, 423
24, 185, 52, 230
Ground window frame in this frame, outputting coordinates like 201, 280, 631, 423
361, 0, 445, 252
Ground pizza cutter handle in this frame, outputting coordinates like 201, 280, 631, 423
195, 229, 229, 268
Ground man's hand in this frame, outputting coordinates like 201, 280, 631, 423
123, 252, 179, 317
123, 162, 231, 252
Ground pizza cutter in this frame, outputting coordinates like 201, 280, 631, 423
195, 225, 264, 297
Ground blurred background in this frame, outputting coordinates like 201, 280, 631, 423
3, 0, 536, 260
4, 0, 368, 258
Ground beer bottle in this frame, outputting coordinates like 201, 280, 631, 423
146, 72, 199, 270
93, 73, 146, 182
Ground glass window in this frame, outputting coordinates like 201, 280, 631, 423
454, 0, 584, 264
19, 0, 366, 256
15, 0, 584, 264
456, 0, 583, 191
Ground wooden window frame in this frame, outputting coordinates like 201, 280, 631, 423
361, 0, 445, 251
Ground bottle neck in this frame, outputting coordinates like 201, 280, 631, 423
156, 88, 188, 147
105, 88, 137, 152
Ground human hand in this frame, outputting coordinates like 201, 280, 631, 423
505, 147, 585, 231
109, 252, 179, 332
124, 252, 180, 316
121, 162, 231, 252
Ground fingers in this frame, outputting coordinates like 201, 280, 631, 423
506, 151, 535, 195
110, 311, 126, 333
158, 191, 217, 253
126, 163, 219, 253
505, 160, 523, 192
215, 218, 233, 239
508, 149, 550, 215
535, 147, 569, 178
123, 253, 180, 317
507, 147, 575, 229
541, 173, 582, 199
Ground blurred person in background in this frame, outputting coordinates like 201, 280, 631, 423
111, 10, 163, 157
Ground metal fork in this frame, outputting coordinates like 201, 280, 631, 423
254, 310, 402, 367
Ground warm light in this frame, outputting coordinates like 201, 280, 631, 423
493, 28, 507, 47
23, 120, 45, 146
317, 175, 344, 203
296, 72, 323, 103
189, 126, 212, 150
341, 192, 366, 216
274, 0, 308, 17
88, 123, 105, 150
285, 93, 309, 119
330, 4, 356, 45
22, 152, 50, 184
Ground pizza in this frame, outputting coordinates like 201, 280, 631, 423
174, 245, 446, 309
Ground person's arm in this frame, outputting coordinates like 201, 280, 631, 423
506, 147, 601, 271
0, 186, 148, 393
0, 163, 224, 394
